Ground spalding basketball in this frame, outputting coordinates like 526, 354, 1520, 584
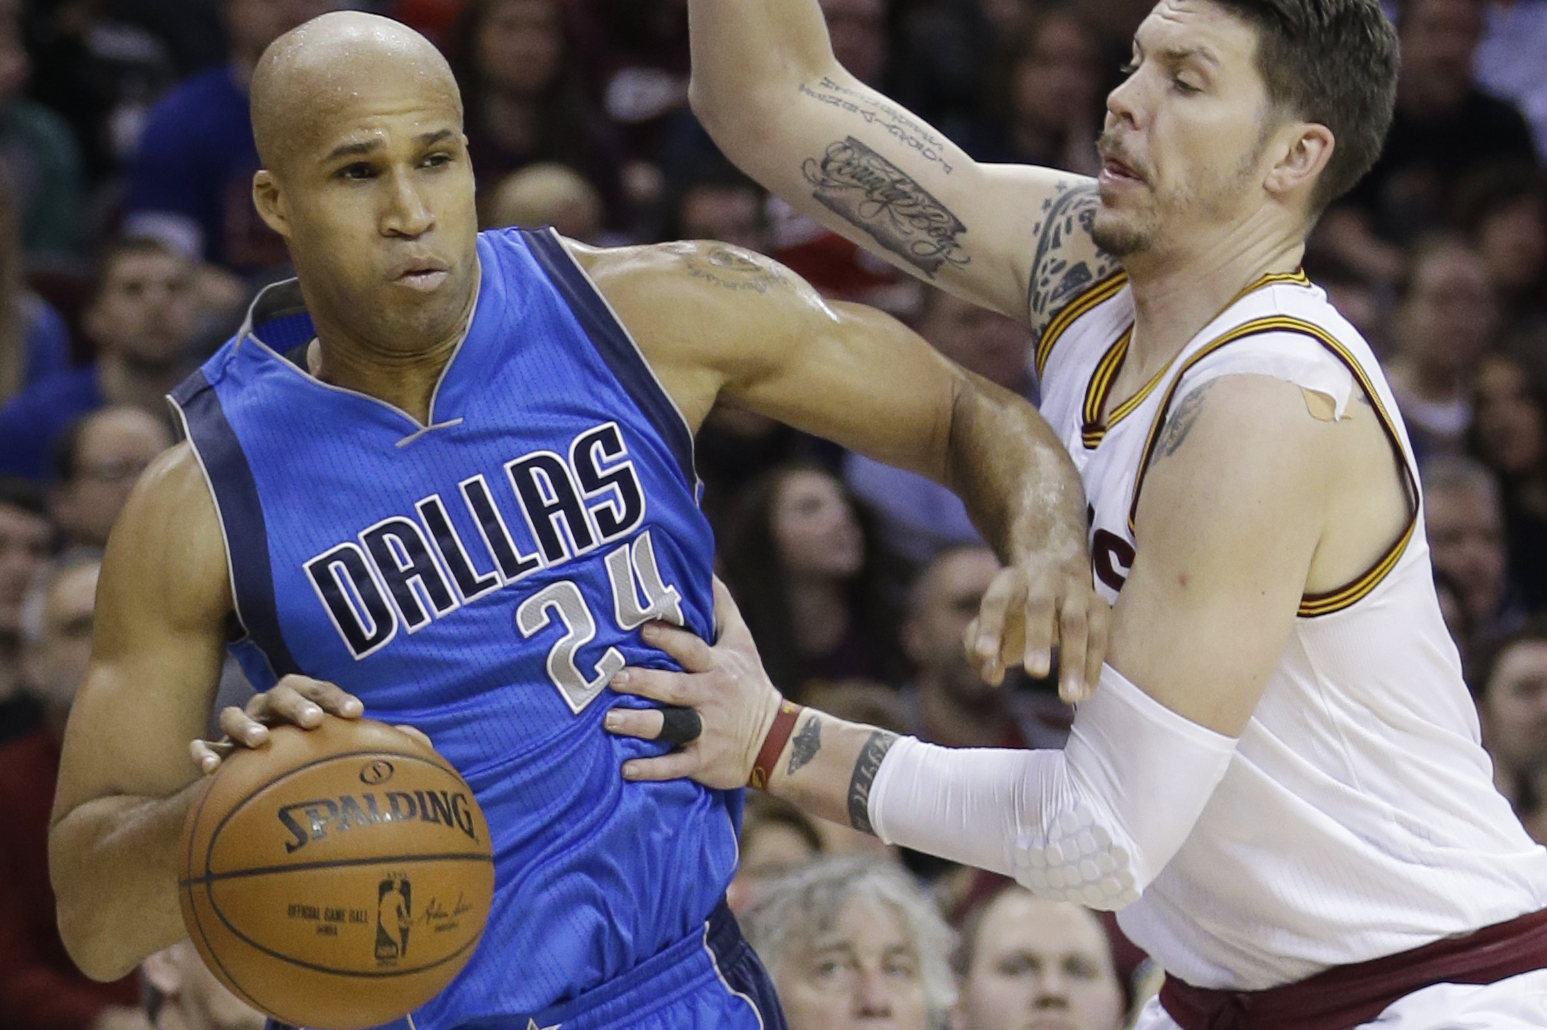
178, 718, 495, 1030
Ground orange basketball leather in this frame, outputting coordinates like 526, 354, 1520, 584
179, 719, 495, 1030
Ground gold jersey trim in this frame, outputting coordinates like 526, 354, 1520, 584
1124, 313, 1418, 619
1034, 271, 1129, 378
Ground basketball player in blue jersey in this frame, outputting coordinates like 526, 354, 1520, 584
48, 12, 1107, 1030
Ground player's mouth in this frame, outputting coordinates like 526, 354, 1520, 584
1098, 155, 1146, 187
394, 261, 451, 291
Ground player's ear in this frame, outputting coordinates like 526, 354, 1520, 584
141, 943, 184, 995
1264, 122, 1334, 202
253, 168, 291, 238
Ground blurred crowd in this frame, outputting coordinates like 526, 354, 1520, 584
0, 0, 1543, 1027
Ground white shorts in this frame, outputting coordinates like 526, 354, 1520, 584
1131, 969, 1547, 1030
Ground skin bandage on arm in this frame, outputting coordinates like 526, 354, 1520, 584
867, 664, 1237, 909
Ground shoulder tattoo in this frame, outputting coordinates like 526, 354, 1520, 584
846, 730, 898, 835
802, 136, 969, 278
678, 243, 789, 294
1155, 381, 1219, 460
1027, 182, 1122, 329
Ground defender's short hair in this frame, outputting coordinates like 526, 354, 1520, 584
1211, 0, 1399, 211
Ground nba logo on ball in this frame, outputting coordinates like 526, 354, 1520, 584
178, 720, 495, 1030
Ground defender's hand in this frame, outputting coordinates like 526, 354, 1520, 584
603, 579, 783, 789
964, 553, 1110, 703
188, 674, 429, 774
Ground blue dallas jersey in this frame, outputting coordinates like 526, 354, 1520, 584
170, 228, 741, 1028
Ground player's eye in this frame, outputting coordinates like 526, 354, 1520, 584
423, 152, 453, 168
1119, 60, 1138, 75
337, 162, 377, 180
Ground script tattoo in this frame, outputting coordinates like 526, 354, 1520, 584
787, 714, 822, 775
803, 136, 969, 277
1155, 381, 1219, 460
846, 730, 898, 835
679, 243, 789, 294
798, 77, 954, 174
1027, 182, 1123, 333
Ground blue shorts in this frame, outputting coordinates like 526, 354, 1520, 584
269, 901, 785, 1030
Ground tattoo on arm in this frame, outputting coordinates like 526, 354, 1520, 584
798, 77, 955, 174
802, 136, 969, 278
677, 243, 790, 294
846, 730, 898, 835
1155, 381, 1219, 460
1027, 182, 1123, 333
787, 714, 822, 775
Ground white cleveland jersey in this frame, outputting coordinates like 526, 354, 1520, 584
1035, 270, 1547, 991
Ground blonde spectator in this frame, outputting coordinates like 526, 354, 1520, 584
485, 163, 603, 243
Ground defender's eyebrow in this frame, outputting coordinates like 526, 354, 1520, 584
325, 129, 455, 163
1161, 45, 1221, 68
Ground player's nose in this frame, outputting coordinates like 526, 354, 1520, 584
382, 169, 435, 238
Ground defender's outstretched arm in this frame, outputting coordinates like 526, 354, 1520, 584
686, 0, 1119, 330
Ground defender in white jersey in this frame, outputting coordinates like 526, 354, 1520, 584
601, 0, 1547, 1024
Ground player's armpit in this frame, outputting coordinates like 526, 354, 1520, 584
49, 444, 234, 981
1107, 374, 1333, 736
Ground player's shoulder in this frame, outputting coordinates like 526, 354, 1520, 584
571, 238, 803, 297
1026, 179, 1125, 339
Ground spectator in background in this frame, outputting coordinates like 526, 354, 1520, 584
1, 551, 147, 1030
0, 479, 49, 702
141, 939, 265, 1030
49, 406, 172, 551
1457, 165, 1547, 340
449, 0, 631, 233
727, 792, 824, 912
1475, 0, 1547, 161
0, 0, 83, 258
981, 7, 1103, 176
1385, 238, 1498, 459
484, 163, 604, 243
900, 545, 1071, 750
721, 463, 906, 697
0, 165, 73, 399
20, 553, 99, 734
0, 237, 194, 480
1470, 351, 1547, 611
742, 857, 956, 1030
1317, 0, 1538, 284
887, 0, 995, 146
845, 288, 1031, 561
1477, 617, 1547, 844
1434, 567, 1474, 667
949, 886, 1127, 1030
122, 0, 337, 277
667, 162, 767, 254
1424, 455, 1520, 655
21, 0, 176, 188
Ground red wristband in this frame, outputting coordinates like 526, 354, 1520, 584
748, 700, 803, 789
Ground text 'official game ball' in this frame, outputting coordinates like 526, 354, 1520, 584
178, 718, 495, 1030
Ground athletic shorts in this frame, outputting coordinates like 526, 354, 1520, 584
269, 900, 785, 1030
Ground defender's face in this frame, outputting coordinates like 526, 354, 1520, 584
274, 72, 478, 355
1093, 0, 1278, 258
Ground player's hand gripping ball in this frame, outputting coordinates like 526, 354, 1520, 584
178, 718, 494, 1030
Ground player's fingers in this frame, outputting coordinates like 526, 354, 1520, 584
278, 675, 364, 718
1084, 601, 1111, 697
609, 666, 696, 708
973, 570, 1020, 668
601, 706, 666, 741
1057, 603, 1090, 704
393, 724, 434, 751
219, 705, 269, 748
621, 748, 701, 782
1022, 586, 1055, 679
189, 738, 233, 775
249, 683, 325, 728
641, 621, 714, 674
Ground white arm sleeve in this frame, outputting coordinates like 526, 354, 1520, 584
867, 663, 1237, 910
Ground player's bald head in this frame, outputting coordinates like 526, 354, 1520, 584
250, 11, 461, 174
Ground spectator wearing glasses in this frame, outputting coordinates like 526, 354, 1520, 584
49, 406, 172, 551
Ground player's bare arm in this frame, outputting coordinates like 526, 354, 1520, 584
573, 238, 1104, 696
47, 447, 364, 981
606, 372, 1410, 874
685, 0, 1119, 331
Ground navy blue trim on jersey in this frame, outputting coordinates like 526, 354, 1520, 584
705, 902, 786, 1030
169, 370, 300, 681
520, 229, 696, 489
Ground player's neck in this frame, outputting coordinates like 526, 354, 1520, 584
1122, 226, 1305, 377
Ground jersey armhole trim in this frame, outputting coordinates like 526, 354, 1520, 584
167, 372, 300, 681
521, 228, 701, 494
1123, 315, 1419, 619
1034, 270, 1129, 378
